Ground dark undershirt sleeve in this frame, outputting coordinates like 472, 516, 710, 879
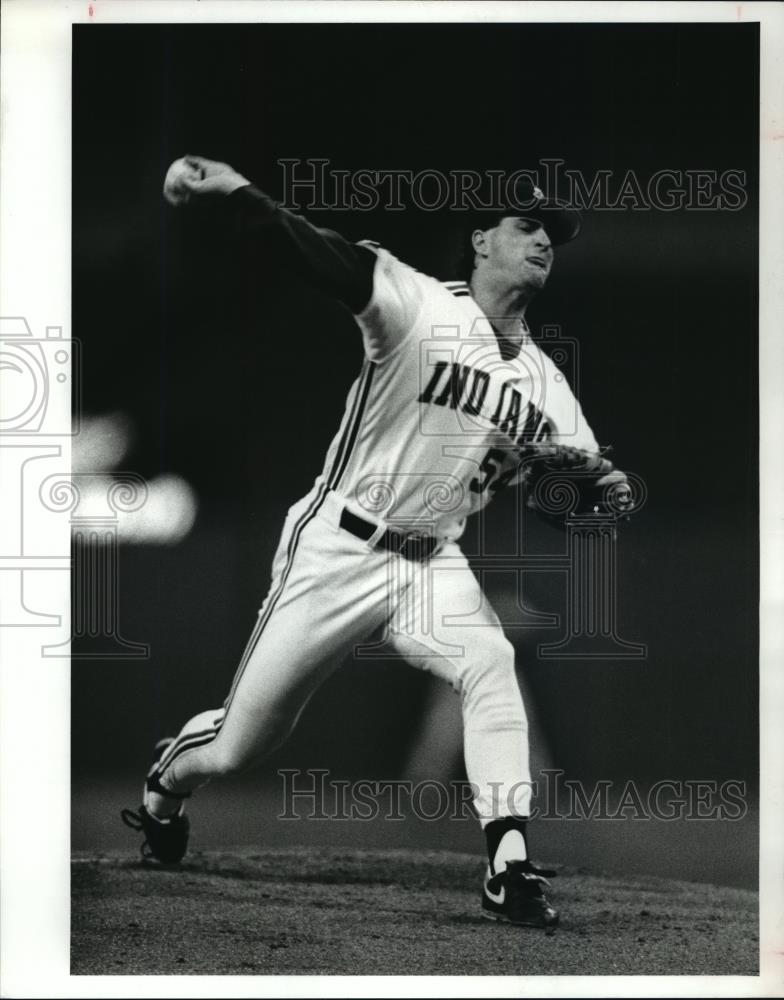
224, 184, 377, 314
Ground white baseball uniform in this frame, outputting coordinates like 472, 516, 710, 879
156, 193, 599, 824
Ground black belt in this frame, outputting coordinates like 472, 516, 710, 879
339, 507, 439, 561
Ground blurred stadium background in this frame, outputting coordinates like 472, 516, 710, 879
71, 22, 758, 887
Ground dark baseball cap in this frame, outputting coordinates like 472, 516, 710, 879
469, 174, 581, 245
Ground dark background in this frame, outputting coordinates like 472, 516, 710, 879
72, 23, 759, 854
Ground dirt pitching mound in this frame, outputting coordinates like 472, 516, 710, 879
72, 847, 758, 976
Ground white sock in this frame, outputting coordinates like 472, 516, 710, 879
145, 789, 183, 820
493, 829, 527, 872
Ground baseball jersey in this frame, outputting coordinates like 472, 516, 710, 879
319, 245, 600, 540
224, 185, 600, 541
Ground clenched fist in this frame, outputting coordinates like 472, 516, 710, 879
163, 155, 250, 206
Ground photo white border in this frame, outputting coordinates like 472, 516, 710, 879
1, 2, 781, 997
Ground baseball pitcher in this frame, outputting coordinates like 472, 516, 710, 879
122, 154, 630, 931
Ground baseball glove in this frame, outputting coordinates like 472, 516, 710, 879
518, 444, 634, 525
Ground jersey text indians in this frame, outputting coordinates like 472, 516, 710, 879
417, 359, 551, 445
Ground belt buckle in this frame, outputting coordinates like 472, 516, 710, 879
399, 531, 433, 561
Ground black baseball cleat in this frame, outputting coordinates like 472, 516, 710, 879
120, 738, 191, 864
481, 860, 560, 932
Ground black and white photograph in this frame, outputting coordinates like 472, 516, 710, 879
1, 1, 782, 995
